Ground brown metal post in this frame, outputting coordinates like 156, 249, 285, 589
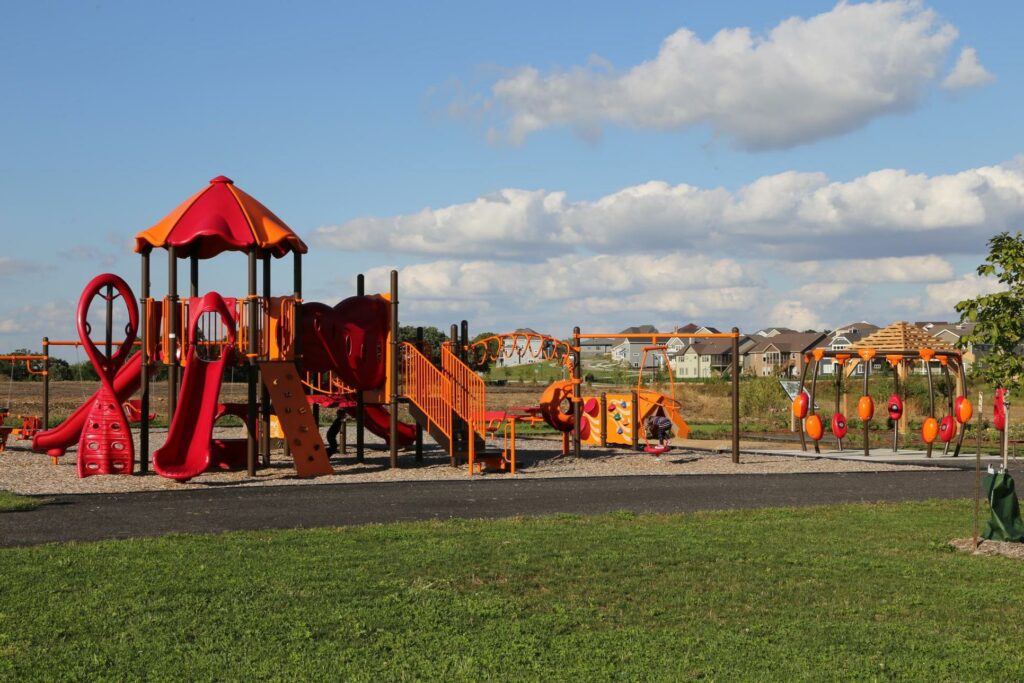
246, 247, 258, 476
167, 246, 178, 418
631, 389, 640, 451
288, 251, 305, 466
974, 392, 983, 551
731, 327, 740, 464
862, 355, 871, 457
796, 356, 809, 452
573, 326, 581, 458
389, 270, 399, 468
415, 326, 424, 463
952, 357, 968, 457
139, 248, 150, 472
260, 255, 272, 466
461, 319, 471, 462
449, 323, 461, 463
355, 273, 365, 462
941, 361, 955, 456
42, 337, 49, 430
600, 393, 608, 447
293, 251, 303, 358
809, 355, 821, 454
924, 355, 935, 459
834, 361, 843, 452
189, 253, 199, 298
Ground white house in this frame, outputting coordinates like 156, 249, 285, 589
612, 339, 663, 369
496, 329, 555, 367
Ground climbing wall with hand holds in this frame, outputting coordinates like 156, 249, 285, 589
259, 361, 334, 477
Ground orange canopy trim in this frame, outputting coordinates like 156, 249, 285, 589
134, 176, 308, 259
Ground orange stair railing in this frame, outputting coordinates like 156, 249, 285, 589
442, 342, 486, 473
401, 341, 452, 446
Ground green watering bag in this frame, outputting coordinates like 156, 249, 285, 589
982, 470, 1024, 543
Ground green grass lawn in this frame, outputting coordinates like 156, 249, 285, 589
0, 491, 43, 512
0, 500, 1017, 680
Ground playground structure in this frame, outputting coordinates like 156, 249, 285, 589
0, 354, 46, 453
12, 175, 745, 480
25, 176, 413, 480
439, 327, 743, 471
792, 326, 972, 458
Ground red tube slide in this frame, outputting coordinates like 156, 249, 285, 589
360, 405, 416, 447
32, 352, 146, 457
153, 292, 236, 481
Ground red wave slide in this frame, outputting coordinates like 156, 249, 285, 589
153, 292, 236, 481
32, 352, 147, 457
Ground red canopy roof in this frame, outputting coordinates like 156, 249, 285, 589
134, 176, 308, 259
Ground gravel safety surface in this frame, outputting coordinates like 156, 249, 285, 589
0, 425, 933, 496
0, 469, 975, 547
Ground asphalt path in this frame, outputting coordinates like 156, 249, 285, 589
0, 469, 975, 547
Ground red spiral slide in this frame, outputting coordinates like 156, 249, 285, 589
32, 352, 147, 457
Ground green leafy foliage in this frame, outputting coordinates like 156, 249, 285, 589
398, 325, 448, 364
469, 332, 497, 372
956, 231, 1024, 390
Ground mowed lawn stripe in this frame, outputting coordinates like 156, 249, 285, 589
0, 500, 1016, 680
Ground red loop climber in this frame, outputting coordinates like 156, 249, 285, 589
76, 273, 139, 477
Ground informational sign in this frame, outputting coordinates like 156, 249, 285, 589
779, 380, 818, 410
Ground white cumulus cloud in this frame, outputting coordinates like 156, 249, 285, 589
459, 1, 967, 149
793, 256, 955, 284
315, 160, 1024, 262
360, 253, 759, 332
768, 301, 828, 331
922, 273, 1005, 314
942, 47, 995, 90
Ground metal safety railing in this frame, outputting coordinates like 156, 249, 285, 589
302, 370, 355, 398
145, 295, 300, 364
441, 342, 486, 470
401, 341, 452, 442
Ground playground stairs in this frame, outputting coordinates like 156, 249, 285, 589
259, 361, 335, 477
406, 401, 451, 453
401, 341, 492, 468
441, 343, 492, 471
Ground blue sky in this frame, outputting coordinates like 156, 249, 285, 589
1, 1, 1021, 356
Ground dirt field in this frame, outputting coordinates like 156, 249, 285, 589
0, 381, 568, 426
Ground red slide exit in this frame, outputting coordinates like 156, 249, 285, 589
153, 293, 236, 481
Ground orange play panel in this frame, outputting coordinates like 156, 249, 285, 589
260, 361, 334, 477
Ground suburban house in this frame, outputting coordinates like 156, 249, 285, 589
611, 325, 663, 369
816, 321, 879, 375
662, 323, 721, 362
612, 339, 664, 369
746, 331, 827, 377
752, 327, 798, 338
671, 339, 733, 378
670, 335, 757, 378
579, 337, 615, 357
495, 328, 553, 367
916, 321, 983, 369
